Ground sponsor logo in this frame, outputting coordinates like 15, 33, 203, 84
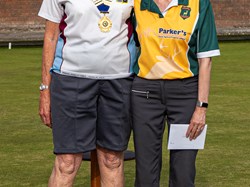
180, 6, 191, 20
158, 28, 187, 40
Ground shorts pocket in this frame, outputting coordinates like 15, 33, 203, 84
131, 89, 150, 99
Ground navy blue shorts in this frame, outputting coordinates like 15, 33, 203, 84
50, 73, 133, 154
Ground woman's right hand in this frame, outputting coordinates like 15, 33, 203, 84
38, 20, 59, 129
39, 90, 52, 128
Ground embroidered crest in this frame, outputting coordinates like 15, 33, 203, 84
180, 6, 191, 20
116, 0, 128, 3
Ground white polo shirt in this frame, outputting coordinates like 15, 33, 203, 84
38, 0, 136, 79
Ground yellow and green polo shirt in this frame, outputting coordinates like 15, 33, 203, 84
133, 0, 220, 79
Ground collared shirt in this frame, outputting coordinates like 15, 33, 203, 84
162, 0, 178, 16
38, 0, 137, 79
133, 0, 220, 79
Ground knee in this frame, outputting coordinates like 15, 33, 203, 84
103, 152, 123, 170
57, 155, 77, 175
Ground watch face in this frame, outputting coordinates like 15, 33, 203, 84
202, 102, 208, 108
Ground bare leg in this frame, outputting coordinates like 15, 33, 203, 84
48, 153, 83, 187
97, 147, 124, 187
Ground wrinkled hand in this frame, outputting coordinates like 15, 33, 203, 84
39, 90, 52, 128
186, 107, 207, 140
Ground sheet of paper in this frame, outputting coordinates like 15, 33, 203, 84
167, 124, 207, 150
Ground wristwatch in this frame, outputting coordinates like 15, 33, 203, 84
196, 101, 208, 108
39, 83, 49, 91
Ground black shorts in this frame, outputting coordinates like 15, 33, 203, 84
50, 73, 133, 154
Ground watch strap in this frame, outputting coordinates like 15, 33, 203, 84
39, 83, 49, 91
196, 101, 208, 108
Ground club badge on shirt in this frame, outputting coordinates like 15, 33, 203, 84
116, 0, 128, 3
180, 6, 191, 20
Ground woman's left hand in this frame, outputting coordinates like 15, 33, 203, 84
186, 107, 207, 140
186, 57, 211, 140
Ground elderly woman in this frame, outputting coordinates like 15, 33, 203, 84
38, 0, 136, 186
132, 0, 220, 186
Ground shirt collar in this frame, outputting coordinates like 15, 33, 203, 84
140, 0, 189, 11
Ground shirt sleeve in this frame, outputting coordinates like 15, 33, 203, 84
38, 0, 64, 23
197, 0, 220, 58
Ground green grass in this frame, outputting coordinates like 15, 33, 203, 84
0, 41, 250, 186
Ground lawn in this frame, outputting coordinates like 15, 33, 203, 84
0, 41, 250, 186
